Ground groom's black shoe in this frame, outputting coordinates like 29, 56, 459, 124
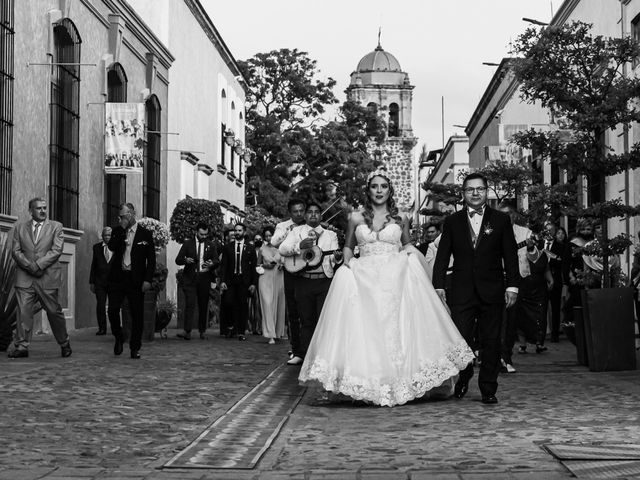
481, 395, 498, 405
453, 381, 469, 399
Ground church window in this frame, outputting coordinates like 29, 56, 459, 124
388, 103, 399, 137
366, 102, 378, 137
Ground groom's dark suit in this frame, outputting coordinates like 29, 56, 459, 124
433, 206, 519, 398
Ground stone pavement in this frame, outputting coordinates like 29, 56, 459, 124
1, 328, 639, 479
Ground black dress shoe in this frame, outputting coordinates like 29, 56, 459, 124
96, 330, 106, 336
114, 338, 123, 356
238, 335, 246, 341
199, 332, 206, 340
177, 332, 191, 340
481, 395, 498, 404
536, 345, 548, 354
454, 381, 469, 399
60, 342, 72, 358
130, 350, 141, 359
8, 348, 28, 358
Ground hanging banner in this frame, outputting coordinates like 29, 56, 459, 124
104, 103, 145, 174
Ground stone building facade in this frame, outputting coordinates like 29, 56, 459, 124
0, 0, 172, 330
346, 43, 417, 211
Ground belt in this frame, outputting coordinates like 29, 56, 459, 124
298, 271, 327, 280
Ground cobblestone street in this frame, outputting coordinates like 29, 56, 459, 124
1, 329, 639, 479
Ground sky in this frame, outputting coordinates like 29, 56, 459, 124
202, 0, 555, 152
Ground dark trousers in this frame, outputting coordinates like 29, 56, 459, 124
284, 270, 302, 356
450, 291, 504, 397
220, 291, 231, 335
548, 282, 563, 341
94, 285, 108, 332
293, 276, 331, 358
108, 273, 144, 352
501, 304, 517, 365
182, 273, 211, 333
225, 275, 249, 336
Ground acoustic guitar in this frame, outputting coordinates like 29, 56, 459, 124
283, 245, 335, 273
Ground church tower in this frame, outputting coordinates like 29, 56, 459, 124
346, 40, 417, 211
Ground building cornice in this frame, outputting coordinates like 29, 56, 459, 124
183, 0, 247, 93
80, 0, 175, 69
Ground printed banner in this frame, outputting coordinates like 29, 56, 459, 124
104, 103, 145, 174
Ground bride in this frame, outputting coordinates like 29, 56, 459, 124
298, 168, 475, 406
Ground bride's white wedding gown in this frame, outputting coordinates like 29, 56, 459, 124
299, 223, 475, 407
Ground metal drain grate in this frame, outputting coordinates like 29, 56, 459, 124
163, 364, 304, 469
545, 444, 640, 461
562, 460, 640, 479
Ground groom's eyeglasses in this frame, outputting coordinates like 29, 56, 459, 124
464, 187, 487, 194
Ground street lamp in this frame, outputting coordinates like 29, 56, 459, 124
482, 62, 500, 67
522, 17, 549, 26
242, 148, 253, 164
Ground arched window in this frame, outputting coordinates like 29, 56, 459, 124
366, 102, 378, 137
49, 18, 81, 228
0, 0, 14, 214
388, 103, 399, 137
105, 62, 128, 224
230, 101, 236, 173
220, 89, 227, 167
238, 112, 244, 181
144, 95, 161, 219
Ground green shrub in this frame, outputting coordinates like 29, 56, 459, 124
169, 197, 224, 244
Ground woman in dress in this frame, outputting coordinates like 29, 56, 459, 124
257, 226, 286, 344
299, 169, 475, 407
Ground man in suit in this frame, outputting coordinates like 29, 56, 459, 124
279, 202, 342, 365
89, 227, 113, 335
219, 223, 257, 341
9, 197, 71, 358
417, 222, 440, 256
271, 198, 306, 360
175, 222, 219, 340
543, 221, 570, 343
433, 173, 519, 404
107, 203, 155, 359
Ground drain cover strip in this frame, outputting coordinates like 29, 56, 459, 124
545, 443, 640, 460
163, 364, 304, 469
561, 460, 640, 479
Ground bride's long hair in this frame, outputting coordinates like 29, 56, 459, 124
362, 171, 401, 230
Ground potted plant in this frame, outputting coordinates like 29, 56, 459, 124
155, 299, 177, 339
0, 231, 17, 352
511, 21, 640, 371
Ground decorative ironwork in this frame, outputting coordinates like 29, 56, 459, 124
144, 95, 161, 219
49, 18, 81, 229
105, 62, 127, 224
0, 0, 14, 215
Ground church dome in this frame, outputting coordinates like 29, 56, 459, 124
356, 45, 402, 72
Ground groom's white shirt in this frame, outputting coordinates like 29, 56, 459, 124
278, 224, 339, 278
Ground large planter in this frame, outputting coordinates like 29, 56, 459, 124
581, 287, 636, 372
572, 307, 589, 367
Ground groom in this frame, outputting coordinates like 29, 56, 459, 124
433, 173, 519, 404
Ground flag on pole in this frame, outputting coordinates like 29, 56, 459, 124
104, 103, 145, 174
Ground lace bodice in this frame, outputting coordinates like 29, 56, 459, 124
355, 223, 402, 257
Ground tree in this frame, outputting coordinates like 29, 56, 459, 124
420, 182, 463, 215
243, 206, 281, 239
240, 50, 386, 218
169, 198, 224, 244
511, 21, 640, 287
477, 160, 538, 204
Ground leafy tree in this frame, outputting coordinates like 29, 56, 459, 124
243, 206, 281, 239
169, 197, 224, 244
477, 160, 538, 204
240, 50, 385, 217
511, 21, 640, 287
421, 182, 463, 215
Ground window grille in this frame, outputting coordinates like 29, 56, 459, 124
0, 0, 14, 214
143, 95, 161, 219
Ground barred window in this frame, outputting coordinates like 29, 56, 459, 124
0, 0, 14, 214
104, 63, 127, 225
49, 18, 81, 229
144, 95, 161, 219
388, 103, 399, 137
221, 122, 226, 167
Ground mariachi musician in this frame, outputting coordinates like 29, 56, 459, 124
278, 201, 342, 365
